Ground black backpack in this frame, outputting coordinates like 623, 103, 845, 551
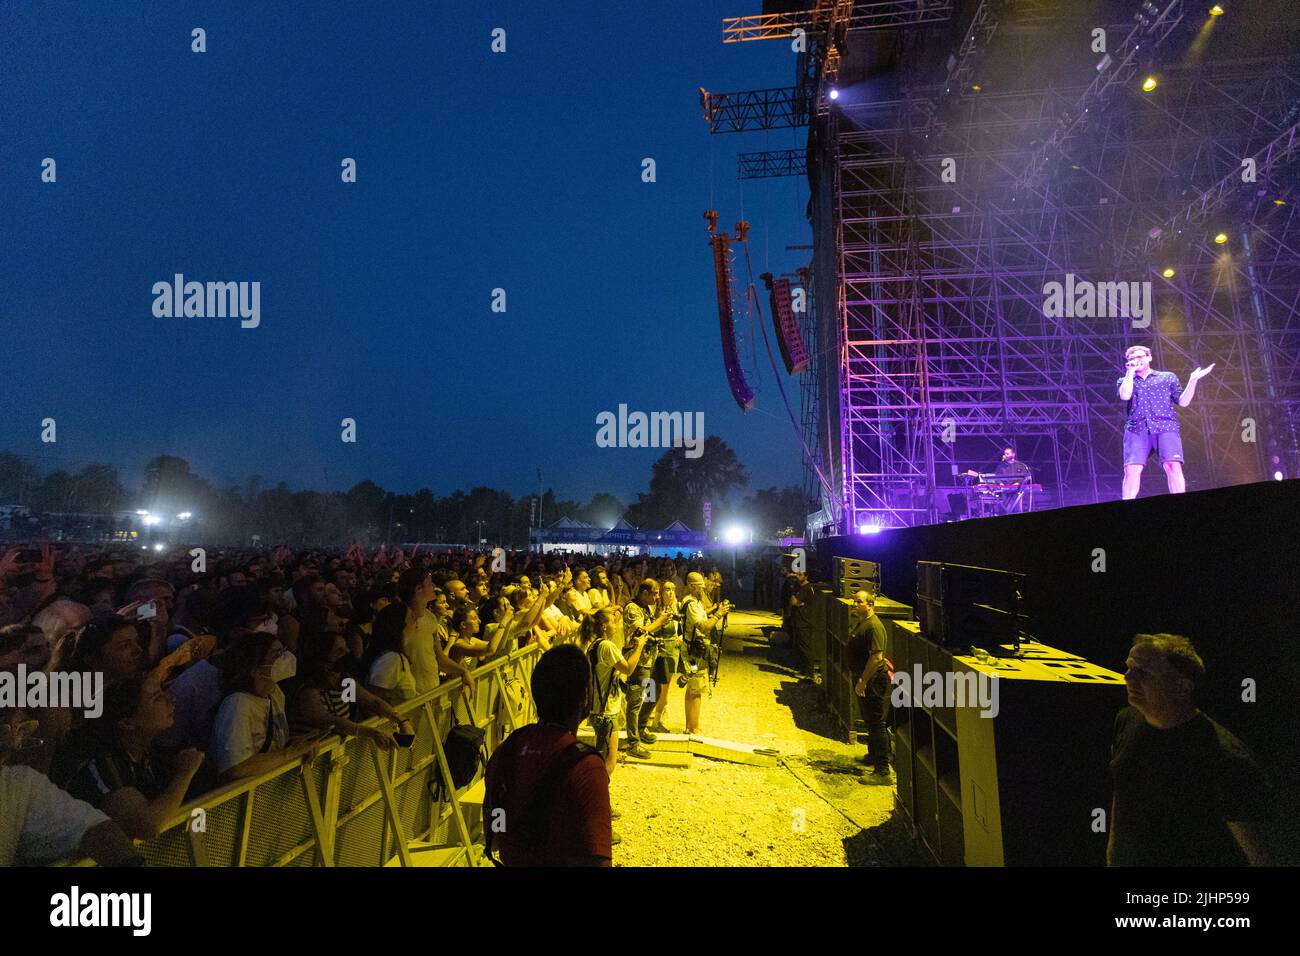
484, 732, 601, 866
430, 697, 487, 802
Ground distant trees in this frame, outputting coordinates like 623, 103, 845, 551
0, 435, 804, 545
625, 436, 749, 530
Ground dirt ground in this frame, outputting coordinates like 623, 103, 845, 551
608, 611, 930, 867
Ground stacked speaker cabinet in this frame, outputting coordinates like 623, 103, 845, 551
796, 585, 832, 682
888, 619, 1126, 866
915, 561, 1026, 649
823, 594, 853, 736
834, 556, 880, 599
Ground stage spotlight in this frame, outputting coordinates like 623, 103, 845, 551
971, 84, 981, 91
153, 543, 165, 552
1214, 232, 1228, 244
1162, 267, 1176, 278
829, 88, 839, 100
142, 514, 160, 526
1210, 4, 1224, 15
722, 524, 749, 546
857, 523, 883, 535
1274, 471, 1285, 481
1142, 76, 1158, 92
1274, 199, 1287, 206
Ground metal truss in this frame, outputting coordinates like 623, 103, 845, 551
1015, 0, 1187, 193
941, 0, 1003, 99
814, 51, 1300, 529
739, 148, 808, 179
700, 85, 813, 133
721, 0, 952, 43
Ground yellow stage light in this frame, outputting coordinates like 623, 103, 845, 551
1162, 267, 1176, 278
1142, 76, 1158, 92
1214, 232, 1228, 244
1210, 5, 1224, 16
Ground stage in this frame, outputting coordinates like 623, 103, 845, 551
817, 479, 1300, 858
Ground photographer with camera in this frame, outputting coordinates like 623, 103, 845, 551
586, 607, 648, 776
679, 573, 732, 735
622, 580, 673, 754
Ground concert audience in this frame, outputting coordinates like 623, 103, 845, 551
0, 539, 737, 862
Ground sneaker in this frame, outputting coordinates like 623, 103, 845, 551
610, 807, 623, 821
639, 729, 658, 745
648, 718, 669, 734
627, 743, 652, 760
611, 829, 623, 845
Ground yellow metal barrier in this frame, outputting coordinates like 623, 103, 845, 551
120, 645, 540, 867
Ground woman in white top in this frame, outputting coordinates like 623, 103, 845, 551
362, 604, 418, 706
210, 631, 320, 782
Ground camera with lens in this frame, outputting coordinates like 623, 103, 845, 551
677, 636, 714, 687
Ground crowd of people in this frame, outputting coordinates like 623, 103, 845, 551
0, 542, 730, 865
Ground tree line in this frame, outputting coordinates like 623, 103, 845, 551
0, 440, 811, 547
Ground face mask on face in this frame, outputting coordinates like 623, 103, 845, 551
270, 650, 297, 682
254, 614, 278, 636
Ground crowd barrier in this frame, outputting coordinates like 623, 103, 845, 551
88, 645, 542, 867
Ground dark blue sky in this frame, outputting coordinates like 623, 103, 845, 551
1, 1, 812, 507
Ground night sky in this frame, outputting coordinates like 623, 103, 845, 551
1, 1, 811, 505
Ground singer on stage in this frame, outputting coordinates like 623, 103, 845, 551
1117, 345, 1215, 499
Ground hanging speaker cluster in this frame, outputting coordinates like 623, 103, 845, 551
706, 210, 756, 410
761, 272, 809, 374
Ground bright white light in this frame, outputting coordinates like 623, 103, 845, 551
153, 543, 165, 552
135, 509, 149, 516
176, 512, 192, 520
722, 525, 748, 546
1274, 471, 1285, 481
858, 523, 883, 535
142, 515, 160, 526
828, 88, 839, 100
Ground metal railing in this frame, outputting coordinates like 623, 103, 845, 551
77, 646, 541, 867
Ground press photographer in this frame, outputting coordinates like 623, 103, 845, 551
680, 572, 732, 736
622, 580, 673, 754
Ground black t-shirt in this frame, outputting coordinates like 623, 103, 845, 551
846, 613, 888, 675
793, 582, 816, 627
54, 737, 167, 808
1109, 707, 1267, 866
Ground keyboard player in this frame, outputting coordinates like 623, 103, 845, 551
962, 446, 1031, 480
962, 447, 1033, 514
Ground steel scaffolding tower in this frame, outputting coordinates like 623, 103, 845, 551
804, 11, 1300, 530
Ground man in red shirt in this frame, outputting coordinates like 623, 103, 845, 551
484, 644, 612, 866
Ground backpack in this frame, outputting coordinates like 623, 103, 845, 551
484, 733, 601, 866
430, 697, 487, 802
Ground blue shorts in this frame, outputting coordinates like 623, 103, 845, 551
1123, 429, 1183, 466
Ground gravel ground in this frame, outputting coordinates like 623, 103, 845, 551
609, 611, 929, 867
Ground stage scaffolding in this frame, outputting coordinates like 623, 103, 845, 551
801, 15, 1300, 530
